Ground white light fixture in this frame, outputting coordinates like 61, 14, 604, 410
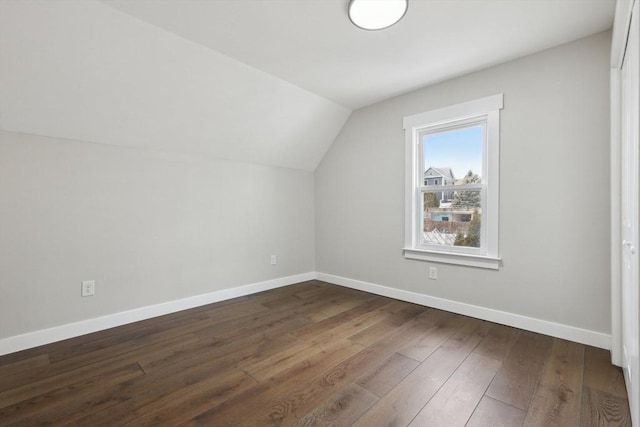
348, 0, 408, 31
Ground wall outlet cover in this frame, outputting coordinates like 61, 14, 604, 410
81, 280, 95, 297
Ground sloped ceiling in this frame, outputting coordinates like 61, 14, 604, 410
0, 0, 614, 171
0, 0, 350, 171
103, 0, 615, 109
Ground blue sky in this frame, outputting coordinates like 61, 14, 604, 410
423, 125, 483, 180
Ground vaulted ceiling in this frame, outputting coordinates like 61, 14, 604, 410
0, 0, 615, 171
104, 0, 616, 109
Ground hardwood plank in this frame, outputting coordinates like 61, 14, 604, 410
0, 283, 295, 367
249, 315, 438, 426
50, 300, 258, 363
440, 319, 492, 352
294, 297, 392, 342
138, 326, 298, 374
238, 339, 330, 382
15, 335, 268, 427
583, 347, 628, 398
193, 301, 311, 340
137, 317, 306, 375
0, 346, 50, 367
185, 339, 365, 425
0, 332, 199, 392
245, 282, 319, 304
466, 396, 526, 427
294, 283, 341, 299
486, 331, 553, 410
246, 284, 346, 316
189, 310, 437, 426
0, 300, 225, 367
0, 333, 198, 408
408, 352, 502, 427
332, 301, 429, 346
473, 324, 521, 361
356, 352, 419, 397
523, 339, 584, 427
397, 311, 462, 361
1, 299, 268, 391
0, 362, 144, 426
66, 335, 300, 425
298, 297, 393, 328
120, 369, 255, 426
44, 383, 134, 426
0, 354, 50, 377
304, 294, 383, 323
352, 318, 492, 427
581, 386, 631, 427
201, 299, 269, 322
348, 304, 432, 347
3, 328, 201, 391
294, 384, 378, 427
245, 289, 299, 306
259, 289, 335, 311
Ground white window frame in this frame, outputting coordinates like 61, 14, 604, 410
403, 94, 503, 269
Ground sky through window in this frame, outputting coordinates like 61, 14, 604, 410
422, 125, 483, 180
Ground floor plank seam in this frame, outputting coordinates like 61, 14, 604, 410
577, 349, 587, 427
136, 361, 147, 375
404, 346, 478, 427
484, 393, 529, 413
522, 337, 555, 414
238, 367, 260, 385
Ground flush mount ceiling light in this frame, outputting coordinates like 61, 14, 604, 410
348, 0, 408, 31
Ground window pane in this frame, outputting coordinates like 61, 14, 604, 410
422, 191, 482, 248
423, 125, 483, 186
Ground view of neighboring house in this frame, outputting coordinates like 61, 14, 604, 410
423, 166, 480, 246
423, 166, 455, 204
429, 210, 473, 223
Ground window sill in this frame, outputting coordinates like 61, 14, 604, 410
403, 248, 501, 270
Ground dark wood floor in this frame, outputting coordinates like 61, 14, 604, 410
0, 281, 631, 426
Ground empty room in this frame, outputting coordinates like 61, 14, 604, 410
1, 0, 638, 426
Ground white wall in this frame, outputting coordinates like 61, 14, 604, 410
0, 0, 331, 349
0, 16, 613, 350
315, 31, 612, 336
0, 131, 315, 339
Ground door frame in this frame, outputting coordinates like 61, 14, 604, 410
610, 0, 636, 368
611, 0, 639, 425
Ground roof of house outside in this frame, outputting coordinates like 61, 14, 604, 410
424, 167, 455, 180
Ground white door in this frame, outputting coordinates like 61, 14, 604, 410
621, 1, 639, 424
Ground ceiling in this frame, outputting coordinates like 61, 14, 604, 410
103, 0, 616, 109
0, 0, 615, 172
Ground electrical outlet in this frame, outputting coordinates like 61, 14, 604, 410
270, 255, 277, 265
428, 267, 437, 280
81, 280, 95, 297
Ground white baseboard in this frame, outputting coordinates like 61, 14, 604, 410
0, 272, 315, 356
315, 272, 611, 350
1, 271, 611, 356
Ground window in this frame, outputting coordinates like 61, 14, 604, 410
403, 94, 503, 269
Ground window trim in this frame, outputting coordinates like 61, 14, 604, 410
403, 94, 503, 270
